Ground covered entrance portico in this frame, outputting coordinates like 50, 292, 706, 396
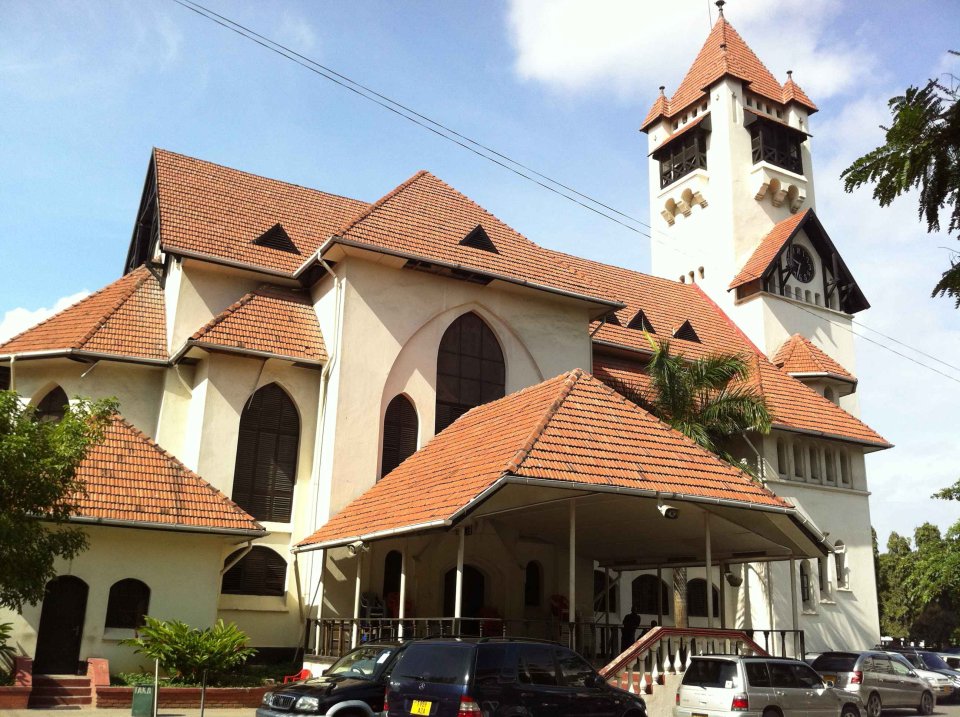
295, 370, 828, 662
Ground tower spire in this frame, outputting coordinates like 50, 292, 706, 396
715, 0, 725, 18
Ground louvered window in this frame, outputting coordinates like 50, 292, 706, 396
632, 574, 669, 615
673, 320, 701, 343
627, 310, 655, 333
253, 223, 300, 254
105, 579, 150, 629
459, 224, 498, 253
232, 383, 300, 522
0, 366, 9, 391
435, 313, 505, 433
36, 386, 69, 422
686, 578, 720, 618
222, 546, 287, 596
381, 395, 418, 479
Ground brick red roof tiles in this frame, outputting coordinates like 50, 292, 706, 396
154, 149, 369, 275
331, 170, 618, 306
729, 210, 809, 289
191, 286, 327, 363
773, 334, 855, 382
298, 369, 788, 548
642, 17, 816, 131
73, 415, 263, 534
0, 266, 167, 361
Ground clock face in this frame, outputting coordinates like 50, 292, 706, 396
789, 245, 815, 283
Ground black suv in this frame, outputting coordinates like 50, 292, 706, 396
258, 641, 407, 717
386, 637, 646, 717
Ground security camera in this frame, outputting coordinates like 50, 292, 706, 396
657, 503, 679, 520
346, 540, 368, 556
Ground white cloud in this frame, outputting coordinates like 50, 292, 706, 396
273, 11, 318, 53
506, 0, 869, 100
0, 291, 90, 344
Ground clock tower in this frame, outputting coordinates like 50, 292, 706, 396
642, 2, 867, 408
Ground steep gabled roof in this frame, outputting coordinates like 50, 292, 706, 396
0, 266, 167, 362
73, 415, 264, 535
730, 210, 809, 289
190, 286, 327, 364
297, 369, 788, 548
152, 149, 369, 275
641, 17, 816, 131
773, 334, 855, 383
327, 170, 619, 308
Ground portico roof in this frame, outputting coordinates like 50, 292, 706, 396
296, 369, 829, 561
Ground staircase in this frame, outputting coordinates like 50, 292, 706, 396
28, 675, 93, 708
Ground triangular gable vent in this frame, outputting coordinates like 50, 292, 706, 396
673, 320, 701, 343
627, 310, 655, 333
253, 224, 300, 254
459, 224, 498, 253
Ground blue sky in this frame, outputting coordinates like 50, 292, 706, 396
1, 0, 958, 546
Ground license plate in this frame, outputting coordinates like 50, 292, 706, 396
942, 686, 952, 694
410, 699, 432, 715
692, 713, 708, 717
822, 674, 837, 684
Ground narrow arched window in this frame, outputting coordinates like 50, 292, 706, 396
632, 575, 669, 615
799, 561, 812, 607
232, 383, 300, 522
824, 448, 836, 483
36, 386, 69, 423
776, 439, 788, 476
792, 444, 805, 479
524, 561, 542, 607
839, 451, 851, 485
221, 546, 287, 596
686, 578, 720, 618
834, 541, 847, 589
105, 579, 150, 629
381, 395, 418, 479
809, 446, 821, 481
435, 313, 504, 433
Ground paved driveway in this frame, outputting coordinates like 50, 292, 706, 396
883, 700, 960, 716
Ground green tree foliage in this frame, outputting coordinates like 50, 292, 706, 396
932, 477, 960, 501
841, 61, 960, 306
0, 622, 17, 680
122, 617, 256, 684
0, 391, 116, 611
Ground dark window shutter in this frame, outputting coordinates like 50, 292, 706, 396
459, 224, 499, 253
105, 579, 150, 629
631, 574, 669, 615
0, 366, 10, 391
36, 386, 69, 422
627, 310, 655, 333
253, 223, 300, 254
381, 395, 418, 479
231, 383, 300, 522
673, 320, 701, 343
435, 313, 505, 433
221, 547, 287, 596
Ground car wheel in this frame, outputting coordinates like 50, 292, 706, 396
917, 690, 934, 715
866, 692, 882, 717
841, 704, 860, 717
762, 709, 781, 717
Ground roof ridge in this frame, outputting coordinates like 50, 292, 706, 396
502, 369, 584, 475
76, 267, 151, 350
335, 170, 429, 237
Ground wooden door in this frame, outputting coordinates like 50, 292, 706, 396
33, 576, 88, 674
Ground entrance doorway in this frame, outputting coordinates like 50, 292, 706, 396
34, 576, 88, 674
443, 564, 485, 620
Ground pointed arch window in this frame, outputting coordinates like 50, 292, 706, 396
436, 313, 505, 433
105, 579, 150, 629
632, 574, 670, 616
222, 546, 287, 596
36, 386, 69, 423
381, 395, 418, 479
232, 383, 300, 522
686, 578, 720, 618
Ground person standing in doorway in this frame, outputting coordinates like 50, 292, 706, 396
621, 606, 641, 652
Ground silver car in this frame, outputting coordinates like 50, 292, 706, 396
887, 652, 956, 703
674, 655, 862, 717
811, 651, 935, 716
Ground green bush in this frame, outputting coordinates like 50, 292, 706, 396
121, 617, 256, 684
0, 622, 16, 682
111, 664, 290, 688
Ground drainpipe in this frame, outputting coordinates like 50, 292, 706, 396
9, 355, 15, 392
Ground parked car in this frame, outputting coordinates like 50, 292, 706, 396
386, 637, 646, 717
942, 653, 960, 670
811, 651, 935, 716
674, 655, 862, 717
886, 652, 956, 702
882, 647, 960, 702
259, 641, 407, 717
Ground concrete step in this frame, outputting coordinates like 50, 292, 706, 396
28, 694, 93, 707
30, 686, 92, 697
32, 675, 92, 687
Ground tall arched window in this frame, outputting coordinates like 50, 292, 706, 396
381, 395, 418, 479
776, 439, 788, 476
686, 579, 720, 618
232, 383, 300, 522
632, 574, 670, 616
834, 541, 847, 589
799, 561, 812, 608
221, 546, 287, 596
524, 561, 542, 607
105, 579, 150, 629
436, 313, 504, 433
36, 386, 69, 422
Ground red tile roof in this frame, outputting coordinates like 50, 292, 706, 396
650, 114, 710, 155
190, 286, 327, 364
549, 250, 888, 448
72, 415, 263, 534
153, 149, 369, 275
0, 266, 167, 361
298, 369, 789, 548
773, 334, 855, 382
729, 210, 809, 289
642, 17, 816, 131
329, 170, 618, 306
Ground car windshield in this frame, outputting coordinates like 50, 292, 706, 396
811, 654, 858, 672
324, 645, 395, 678
919, 652, 951, 671
682, 660, 739, 688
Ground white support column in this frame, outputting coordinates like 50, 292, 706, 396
704, 512, 713, 629
352, 549, 363, 648
766, 563, 775, 631
454, 527, 465, 631
656, 566, 663, 627
569, 499, 577, 649
313, 549, 327, 654
789, 557, 799, 655
718, 561, 727, 629
398, 545, 407, 638
604, 567, 611, 655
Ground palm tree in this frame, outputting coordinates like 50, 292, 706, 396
604, 337, 773, 627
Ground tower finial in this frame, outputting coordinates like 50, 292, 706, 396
786, 69, 794, 80
659, 85, 665, 96
715, 0, 726, 17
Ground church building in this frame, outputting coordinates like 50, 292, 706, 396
0, 9, 887, 677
